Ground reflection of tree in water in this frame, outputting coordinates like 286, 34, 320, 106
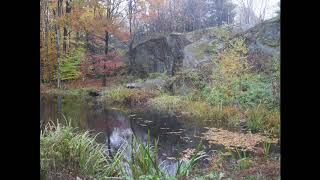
85, 104, 135, 156
40, 95, 205, 175
40, 95, 61, 127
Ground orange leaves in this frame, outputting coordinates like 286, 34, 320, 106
83, 50, 126, 77
113, 30, 130, 42
201, 128, 269, 151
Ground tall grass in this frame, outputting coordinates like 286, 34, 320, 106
175, 141, 207, 178
245, 105, 280, 135
40, 120, 124, 179
104, 86, 134, 103
147, 94, 240, 122
41, 121, 206, 179
126, 130, 207, 179
126, 130, 164, 179
147, 95, 184, 113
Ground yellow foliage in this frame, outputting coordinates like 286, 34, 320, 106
218, 38, 250, 81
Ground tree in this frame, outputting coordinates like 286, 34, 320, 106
63, 0, 72, 54
99, 0, 128, 86
54, 0, 63, 88
237, 0, 269, 29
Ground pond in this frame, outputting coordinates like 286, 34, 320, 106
40, 93, 279, 175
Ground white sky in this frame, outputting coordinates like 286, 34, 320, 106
232, 0, 280, 19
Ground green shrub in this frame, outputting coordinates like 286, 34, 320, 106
203, 74, 273, 108
60, 47, 85, 81
213, 26, 232, 42
236, 74, 273, 108
202, 84, 234, 106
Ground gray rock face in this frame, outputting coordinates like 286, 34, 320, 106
131, 33, 191, 75
130, 16, 279, 74
242, 16, 280, 58
126, 83, 142, 89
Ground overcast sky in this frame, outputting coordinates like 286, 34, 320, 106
232, 0, 280, 19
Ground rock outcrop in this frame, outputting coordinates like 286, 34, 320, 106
238, 16, 280, 70
242, 16, 280, 57
130, 33, 191, 75
130, 16, 279, 74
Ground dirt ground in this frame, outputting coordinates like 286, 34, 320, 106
40, 77, 126, 92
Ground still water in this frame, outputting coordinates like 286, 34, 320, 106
40, 94, 246, 174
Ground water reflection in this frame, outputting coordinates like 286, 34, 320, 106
40, 94, 221, 175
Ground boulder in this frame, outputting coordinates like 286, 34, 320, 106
130, 33, 191, 75
126, 83, 142, 89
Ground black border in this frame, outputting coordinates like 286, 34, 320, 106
2, 0, 39, 178
0, 0, 308, 179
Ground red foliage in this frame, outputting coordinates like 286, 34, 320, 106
81, 50, 125, 78
114, 30, 130, 42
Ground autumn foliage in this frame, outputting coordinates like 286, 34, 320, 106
81, 50, 125, 78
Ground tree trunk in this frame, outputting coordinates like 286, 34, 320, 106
103, 31, 109, 87
57, 95, 62, 120
55, 0, 62, 89
128, 0, 133, 36
40, 1, 43, 83
63, 0, 72, 54
128, 33, 136, 73
45, 1, 50, 82
63, 28, 67, 54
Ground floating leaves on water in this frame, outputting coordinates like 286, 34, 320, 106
201, 128, 275, 151
181, 136, 190, 140
181, 148, 196, 161
166, 131, 183, 135
180, 148, 206, 161
166, 157, 176, 160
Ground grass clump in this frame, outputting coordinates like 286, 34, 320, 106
40, 122, 206, 179
127, 131, 163, 179
245, 105, 280, 135
125, 130, 206, 179
104, 86, 157, 105
40, 121, 123, 179
147, 95, 184, 113
147, 94, 241, 122
104, 86, 134, 104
